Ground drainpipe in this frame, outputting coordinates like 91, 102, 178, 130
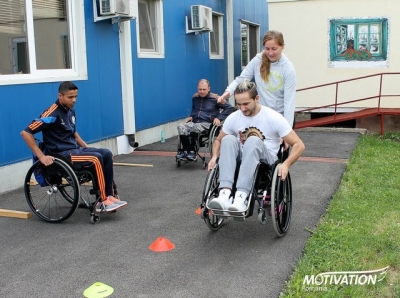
226, 0, 234, 106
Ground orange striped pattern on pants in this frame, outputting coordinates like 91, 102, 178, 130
71, 155, 106, 200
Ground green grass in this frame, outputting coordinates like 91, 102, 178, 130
281, 133, 400, 298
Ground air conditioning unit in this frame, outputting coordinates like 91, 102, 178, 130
191, 5, 213, 31
99, 0, 130, 16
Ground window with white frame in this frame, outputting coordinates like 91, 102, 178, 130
329, 18, 388, 62
137, 0, 164, 58
240, 21, 259, 69
209, 13, 223, 59
0, 0, 86, 84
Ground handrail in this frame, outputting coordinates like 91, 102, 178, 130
298, 96, 380, 114
296, 72, 400, 92
295, 72, 400, 134
295, 72, 400, 115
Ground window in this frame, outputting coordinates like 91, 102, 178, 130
329, 18, 388, 66
137, 0, 164, 58
209, 13, 223, 59
12, 37, 29, 74
240, 21, 259, 69
0, 0, 87, 85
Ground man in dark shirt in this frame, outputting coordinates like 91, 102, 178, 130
21, 81, 127, 212
176, 79, 233, 161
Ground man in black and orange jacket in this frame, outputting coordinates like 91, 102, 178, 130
21, 81, 127, 212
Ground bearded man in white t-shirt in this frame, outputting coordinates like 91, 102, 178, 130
208, 80, 305, 212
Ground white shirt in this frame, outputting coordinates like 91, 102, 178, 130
222, 105, 292, 161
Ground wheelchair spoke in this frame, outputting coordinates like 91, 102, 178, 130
24, 159, 80, 223
206, 212, 225, 230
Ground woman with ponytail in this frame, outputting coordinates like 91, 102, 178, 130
218, 30, 296, 128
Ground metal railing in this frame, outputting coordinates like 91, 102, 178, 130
295, 72, 400, 133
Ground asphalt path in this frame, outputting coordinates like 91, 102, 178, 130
0, 130, 361, 298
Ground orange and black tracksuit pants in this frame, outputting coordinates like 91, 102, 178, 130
60, 147, 114, 201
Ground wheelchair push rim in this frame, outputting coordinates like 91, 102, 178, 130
24, 158, 80, 223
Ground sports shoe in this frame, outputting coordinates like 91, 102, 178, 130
176, 151, 187, 159
107, 195, 127, 207
95, 197, 122, 212
208, 190, 231, 210
228, 193, 247, 212
186, 151, 197, 161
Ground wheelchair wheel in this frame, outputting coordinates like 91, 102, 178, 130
24, 158, 80, 223
202, 164, 225, 231
207, 125, 222, 157
270, 164, 292, 237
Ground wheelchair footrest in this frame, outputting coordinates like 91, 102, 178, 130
207, 207, 247, 219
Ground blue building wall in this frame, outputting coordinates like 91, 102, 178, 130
0, 1, 124, 166
132, 0, 228, 131
133, 0, 268, 131
0, 0, 268, 167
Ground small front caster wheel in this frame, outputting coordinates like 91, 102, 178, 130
91, 214, 100, 224
258, 212, 267, 224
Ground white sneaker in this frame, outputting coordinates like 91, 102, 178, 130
228, 193, 247, 212
208, 190, 231, 210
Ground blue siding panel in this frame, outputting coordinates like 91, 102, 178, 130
132, 0, 268, 131
232, 0, 269, 77
1, 83, 58, 164
133, 0, 230, 131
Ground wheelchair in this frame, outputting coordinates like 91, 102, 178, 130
199, 147, 292, 237
176, 123, 222, 169
24, 140, 118, 224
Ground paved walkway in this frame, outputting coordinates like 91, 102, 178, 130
0, 130, 361, 298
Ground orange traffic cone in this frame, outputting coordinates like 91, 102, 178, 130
149, 237, 175, 252
195, 207, 201, 215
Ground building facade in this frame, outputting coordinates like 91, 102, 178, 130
268, 0, 400, 115
0, 0, 268, 193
